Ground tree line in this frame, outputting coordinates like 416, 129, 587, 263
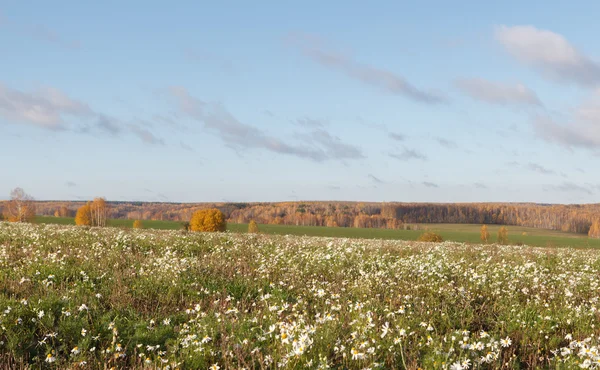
5, 193, 600, 237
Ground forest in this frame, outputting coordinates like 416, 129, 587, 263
14, 200, 600, 235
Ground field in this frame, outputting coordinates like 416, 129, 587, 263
2, 222, 600, 368
35, 216, 600, 248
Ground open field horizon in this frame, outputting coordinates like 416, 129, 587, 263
35, 215, 600, 248
5, 1, 600, 367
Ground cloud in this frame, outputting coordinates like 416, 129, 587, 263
526, 162, 555, 175
455, 78, 542, 106
368, 174, 384, 184
422, 181, 439, 188
1, 13, 80, 50
167, 86, 363, 161
301, 129, 364, 160
531, 90, 600, 149
0, 83, 163, 145
389, 148, 427, 161
435, 137, 458, 149
544, 182, 592, 195
180, 141, 193, 151
66, 181, 76, 188
128, 124, 165, 145
474, 182, 488, 189
296, 117, 326, 128
495, 25, 600, 86
153, 113, 185, 129
94, 114, 121, 135
289, 33, 446, 104
0, 83, 92, 128
328, 185, 341, 190
389, 132, 406, 141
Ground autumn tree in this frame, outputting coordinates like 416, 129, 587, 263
5, 188, 36, 223
133, 220, 143, 229
589, 220, 600, 238
54, 206, 71, 218
90, 198, 108, 227
75, 203, 92, 226
417, 232, 443, 242
248, 220, 259, 233
497, 226, 508, 244
480, 224, 490, 243
190, 208, 226, 232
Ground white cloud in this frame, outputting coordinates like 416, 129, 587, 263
167, 86, 364, 161
456, 78, 541, 106
495, 25, 600, 86
0, 83, 92, 128
289, 33, 446, 104
388, 148, 427, 161
0, 83, 163, 145
533, 89, 600, 148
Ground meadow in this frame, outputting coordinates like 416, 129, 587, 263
2, 222, 600, 368
36, 216, 600, 248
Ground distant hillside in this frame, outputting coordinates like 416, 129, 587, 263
3, 200, 600, 235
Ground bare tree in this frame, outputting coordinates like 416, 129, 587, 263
5, 188, 36, 222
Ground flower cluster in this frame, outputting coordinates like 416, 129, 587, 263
1, 221, 600, 368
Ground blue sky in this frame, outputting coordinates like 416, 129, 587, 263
2, 1, 600, 203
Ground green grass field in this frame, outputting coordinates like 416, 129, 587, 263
6, 221, 600, 368
34, 216, 600, 248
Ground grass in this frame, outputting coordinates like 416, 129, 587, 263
3, 221, 600, 368
35, 216, 600, 248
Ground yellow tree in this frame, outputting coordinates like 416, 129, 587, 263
75, 203, 92, 226
248, 220, 259, 233
417, 232, 443, 242
589, 220, 600, 238
90, 198, 108, 227
190, 209, 226, 232
497, 226, 508, 244
480, 224, 490, 243
5, 188, 36, 223
133, 220, 143, 229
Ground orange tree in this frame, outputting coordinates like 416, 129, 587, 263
190, 208, 226, 232
75, 203, 92, 226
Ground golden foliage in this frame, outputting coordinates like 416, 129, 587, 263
190, 209, 226, 232
28, 201, 600, 236
417, 232, 443, 242
589, 220, 600, 238
133, 220, 143, 229
480, 224, 490, 243
75, 198, 108, 227
248, 220, 259, 233
497, 226, 509, 244
90, 198, 108, 227
75, 203, 92, 226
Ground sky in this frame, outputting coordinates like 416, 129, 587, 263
2, 1, 600, 203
